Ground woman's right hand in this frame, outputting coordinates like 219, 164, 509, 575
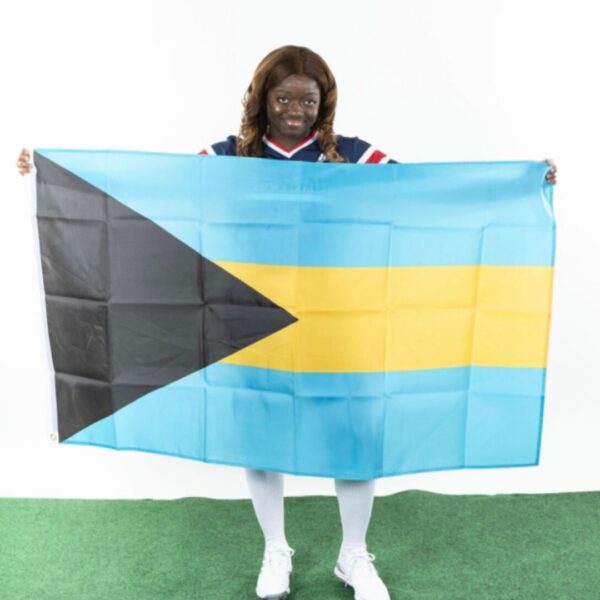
17, 148, 33, 176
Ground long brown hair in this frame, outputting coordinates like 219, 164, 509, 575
236, 46, 344, 162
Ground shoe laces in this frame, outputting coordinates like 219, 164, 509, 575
263, 543, 295, 570
344, 548, 377, 579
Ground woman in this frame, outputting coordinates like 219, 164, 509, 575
17, 45, 558, 600
200, 46, 394, 600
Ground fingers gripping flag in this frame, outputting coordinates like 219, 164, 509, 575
33, 150, 555, 479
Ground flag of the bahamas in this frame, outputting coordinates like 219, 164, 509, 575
33, 149, 555, 479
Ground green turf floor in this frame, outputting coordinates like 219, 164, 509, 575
1, 490, 599, 599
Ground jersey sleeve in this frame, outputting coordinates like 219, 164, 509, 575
198, 135, 238, 156
337, 136, 397, 163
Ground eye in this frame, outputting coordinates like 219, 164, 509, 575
304, 99, 317, 106
277, 97, 289, 104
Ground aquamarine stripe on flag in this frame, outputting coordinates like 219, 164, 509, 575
66, 364, 545, 479
35, 150, 555, 267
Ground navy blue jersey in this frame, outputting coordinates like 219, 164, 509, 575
199, 130, 396, 163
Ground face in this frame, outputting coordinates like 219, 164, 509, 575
265, 74, 321, 145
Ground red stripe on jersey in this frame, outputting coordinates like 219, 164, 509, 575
264, 129, 318, 153
365, 150, 386, 164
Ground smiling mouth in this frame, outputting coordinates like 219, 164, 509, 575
284, 119, 305, 128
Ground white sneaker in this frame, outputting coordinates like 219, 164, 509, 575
255, 541, 295, 599
334, 547, 391, 600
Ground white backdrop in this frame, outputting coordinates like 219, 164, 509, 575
1, 0, 598, 499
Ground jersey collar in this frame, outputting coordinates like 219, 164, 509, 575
262, 129, 319, 158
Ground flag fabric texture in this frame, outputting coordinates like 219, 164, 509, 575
33, 149, 556, 479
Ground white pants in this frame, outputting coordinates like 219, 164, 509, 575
245, 468, 375, 550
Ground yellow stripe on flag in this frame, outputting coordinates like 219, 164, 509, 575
214, 262, 554, 372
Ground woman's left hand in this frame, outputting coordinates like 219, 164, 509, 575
544, 159, 557, 185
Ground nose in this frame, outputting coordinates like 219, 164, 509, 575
286, 99, 304, 115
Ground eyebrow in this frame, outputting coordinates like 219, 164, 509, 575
273, 88, 319, 96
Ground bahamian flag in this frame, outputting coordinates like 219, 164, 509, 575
33, 149, 555, 479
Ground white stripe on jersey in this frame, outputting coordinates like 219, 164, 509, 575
262, 130, 319, 159
356, 145, 376, 164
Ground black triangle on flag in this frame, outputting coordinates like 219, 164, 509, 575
34, 152, 297, 441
